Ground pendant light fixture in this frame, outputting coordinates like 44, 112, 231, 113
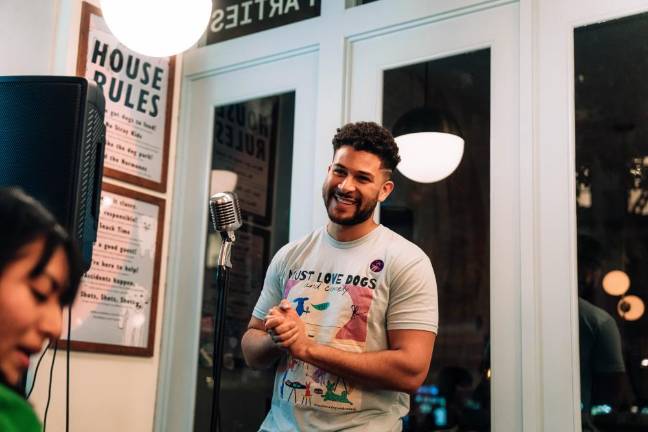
101, 0, 212, 57
602, 269, 631, 296
618, 295, 645, 321
392, 62, 465, 184
395, 131, 464, 184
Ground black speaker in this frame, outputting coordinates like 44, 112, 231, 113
0, 76, 106, 272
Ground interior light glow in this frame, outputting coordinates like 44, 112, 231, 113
602, 270, 631, 296
101, 195, 114, 210
395, 132, 464, 183
210, 170, 238, 195
591, 404, 612, 416
101, 0, 212, 57
617, 295, 645, 321
419, 403, 432, 414
433, 408, 447, 426
641, 358, 648, 368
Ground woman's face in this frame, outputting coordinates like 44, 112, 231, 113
0, 238, 69, 386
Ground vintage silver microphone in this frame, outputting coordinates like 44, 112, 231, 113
207, 191, 242, 432
208, 191, 242, 267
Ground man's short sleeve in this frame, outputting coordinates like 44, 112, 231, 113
252, 248, 286, 320
386, 254, 438, 333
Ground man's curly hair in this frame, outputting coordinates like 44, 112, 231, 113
332, 121, 401, 172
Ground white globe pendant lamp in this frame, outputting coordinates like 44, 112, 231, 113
395, 132, 464, 183
602, 269, 631, 296
101, 0, 212, 57
618, 295, 645, 321
391, 104, 465, 184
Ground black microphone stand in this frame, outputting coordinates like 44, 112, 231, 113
210, 230, 235, 432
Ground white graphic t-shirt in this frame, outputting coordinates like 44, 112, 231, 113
253, 225, 438, 432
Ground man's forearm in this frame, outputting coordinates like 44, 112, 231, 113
241, 328, 283, 369
265, 306, 435, 393
297, 343, 426, 394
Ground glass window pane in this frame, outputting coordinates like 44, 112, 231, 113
382, 49, 491, 431
193, 92, 295, 431
575, 13, 648, 431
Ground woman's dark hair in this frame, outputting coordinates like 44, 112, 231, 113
332, 121, 401, 172
0, 187, 82, 305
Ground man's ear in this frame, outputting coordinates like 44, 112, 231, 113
378, 180, 395, 202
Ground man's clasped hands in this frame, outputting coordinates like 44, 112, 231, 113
265, 299, 313, 359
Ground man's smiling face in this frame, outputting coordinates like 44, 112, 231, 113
322, 145, 394, 226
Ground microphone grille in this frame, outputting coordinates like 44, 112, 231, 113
209, 191, 242, 232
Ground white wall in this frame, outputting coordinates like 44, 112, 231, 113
1, 1, 180, 430
0, 0, 58, 75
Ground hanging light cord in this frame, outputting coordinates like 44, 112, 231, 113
66, 306, 72, 432
42, 340, 59, 431
26, 341, 51, 399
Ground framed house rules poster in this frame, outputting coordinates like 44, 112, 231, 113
76, 2, 174, 192
61, 183, 165, 356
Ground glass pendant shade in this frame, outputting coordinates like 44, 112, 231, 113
391, 106, 465, 184
395, 132, 465, 183
210, 170, 238, 195
602, 270, 631, 296
618, 295, 645, 321
101, 0, 212, 57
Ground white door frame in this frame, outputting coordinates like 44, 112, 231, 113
154, 47, 318, 432
533, 0, 648, 430
156, 1, 528, 430
346, 4, 521, 431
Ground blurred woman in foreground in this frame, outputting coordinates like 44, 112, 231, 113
0, 188, 82, 431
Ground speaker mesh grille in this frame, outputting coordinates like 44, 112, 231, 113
77, 105, 102, 240
0, 80, 82, 227
0, 77, 106, 271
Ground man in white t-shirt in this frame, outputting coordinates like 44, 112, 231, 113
241, 121, 438, 431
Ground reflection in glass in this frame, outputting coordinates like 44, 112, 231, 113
575, 13, 648, 431
382, 49, 491, 431
193, 93, 295, 431
345, 0, 381, 8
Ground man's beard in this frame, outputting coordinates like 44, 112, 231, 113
322, 186, 378, 226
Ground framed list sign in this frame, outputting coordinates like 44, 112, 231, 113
76, 2, 175, 192
61, 183, 165, 356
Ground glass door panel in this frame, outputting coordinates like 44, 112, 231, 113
382, 50, 491, 431
347, 4, 520, 430
193, 93, 295, 432
574, 12, 648, 431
